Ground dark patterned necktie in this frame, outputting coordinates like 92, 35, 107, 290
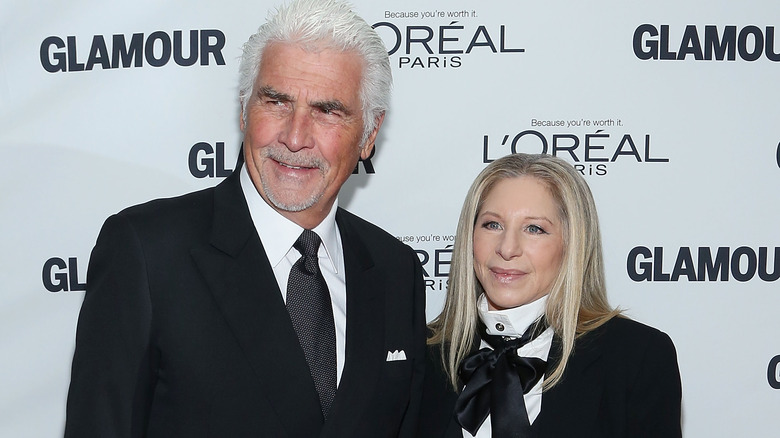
286, 229, 337, 419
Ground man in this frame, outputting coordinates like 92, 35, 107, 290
64, 0, 426, 436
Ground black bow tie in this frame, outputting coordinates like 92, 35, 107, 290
454, 319, 549, 437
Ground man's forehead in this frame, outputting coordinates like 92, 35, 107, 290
255, 43, 363, 103
262, 41, 361, 65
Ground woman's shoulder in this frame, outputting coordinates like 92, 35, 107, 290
578, 315, 677, 358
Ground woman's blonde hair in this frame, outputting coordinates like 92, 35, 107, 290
428, 153, 620, 389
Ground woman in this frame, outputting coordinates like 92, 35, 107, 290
418, 153, 682, 437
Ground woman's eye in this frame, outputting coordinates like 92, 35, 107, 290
482, 221, 502, 230
526, 224, 546, 234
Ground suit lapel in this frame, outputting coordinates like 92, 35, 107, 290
190, 170, 323, 435
533, 332, 607, 432
321, 211, 385, 437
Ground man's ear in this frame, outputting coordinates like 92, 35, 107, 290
360, 113, 385, 160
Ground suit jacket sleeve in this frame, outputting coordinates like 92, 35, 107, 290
64, 213, 157, 438
626, 328, 683, 437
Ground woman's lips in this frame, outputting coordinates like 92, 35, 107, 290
490, 267, 527, 282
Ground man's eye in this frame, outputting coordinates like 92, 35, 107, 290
317, 106, 340, 116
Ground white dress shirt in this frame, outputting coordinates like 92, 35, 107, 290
463, 294, 554, 438
240, 166, 348, 385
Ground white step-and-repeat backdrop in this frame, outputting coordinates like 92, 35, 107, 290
1, 0, 778, 436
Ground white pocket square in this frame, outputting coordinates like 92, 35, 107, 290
386, 350, 407, 361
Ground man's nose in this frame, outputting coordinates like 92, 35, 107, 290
279, 107, 314, 151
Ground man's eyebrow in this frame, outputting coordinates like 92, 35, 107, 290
257, 86, 292, 102
257, 86, 352, 115
311, 99, 351, 115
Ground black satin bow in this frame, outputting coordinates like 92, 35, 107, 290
454, 319, 548, 437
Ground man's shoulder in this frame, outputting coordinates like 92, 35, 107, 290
108, 186, 218, 237
119, 185, 217, 218
336, 208, 410, 254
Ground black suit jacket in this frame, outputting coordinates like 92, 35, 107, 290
416, 317, 682, 437
64, 168, 426, 438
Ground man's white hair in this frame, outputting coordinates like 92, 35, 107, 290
238, 0, 392, 145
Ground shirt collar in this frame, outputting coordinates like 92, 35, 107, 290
240, 164, 342, 273
478, 294, 549, 337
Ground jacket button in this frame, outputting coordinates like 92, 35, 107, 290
495, 323, 505, 332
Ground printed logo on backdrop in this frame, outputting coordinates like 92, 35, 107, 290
190, 142, 233, 178
40, 30, 226, 72
373, 7, 523, 69
352, 147, 376, 174
187, 142, 376, 178
43, 257, 85, 292
776, 141, 780, 169
769, 355, 780, 389
633, 24, 780, 61
627, 246, 779, 282
397, 233, 454, 292
483, 118, 669, 177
